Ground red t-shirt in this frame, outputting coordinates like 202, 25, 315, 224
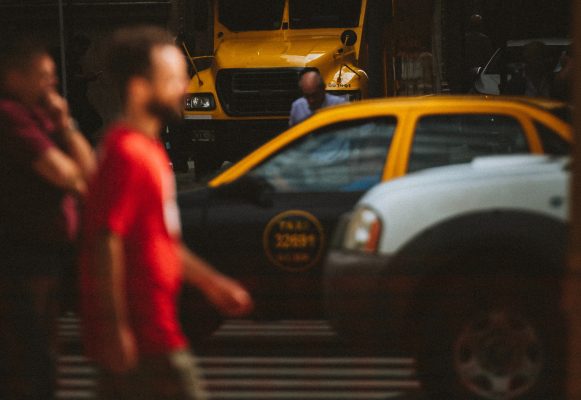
80, 124, 187, 356
0, 97, 78, 248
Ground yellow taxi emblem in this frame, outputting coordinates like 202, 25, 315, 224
263, 210, 325, 272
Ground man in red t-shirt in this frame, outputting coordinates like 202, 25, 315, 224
80, 26, 253, 399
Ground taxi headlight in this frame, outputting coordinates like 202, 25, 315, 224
343, 207, 382, 253
184, 93, 216, 111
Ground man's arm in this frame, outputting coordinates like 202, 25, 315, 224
32, 90, 96, 196
180, 244, 253, 317
289, 101, 298, 127
33, 147, 90, 195
90, 230, 138, 372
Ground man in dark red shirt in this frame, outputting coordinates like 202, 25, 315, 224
0, 35, 95, 399
80, 26, 253, 399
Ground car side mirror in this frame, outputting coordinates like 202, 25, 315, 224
211, 175, 274, 207
471, 66, 483, 77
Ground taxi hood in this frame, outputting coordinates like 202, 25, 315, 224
214, 35, 345, 68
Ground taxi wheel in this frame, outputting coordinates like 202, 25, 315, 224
179, 287, 223, 346
415, 259, 564, 399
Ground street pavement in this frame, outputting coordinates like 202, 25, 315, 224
56, 313, 423, 399
54, 168, 424, 399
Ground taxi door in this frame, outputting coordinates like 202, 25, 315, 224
199, 117, 397, 318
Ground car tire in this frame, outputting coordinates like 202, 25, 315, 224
179, 286, 224, 346
415, 254, 565, 400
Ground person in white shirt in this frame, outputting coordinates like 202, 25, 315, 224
289, 69, 347, 126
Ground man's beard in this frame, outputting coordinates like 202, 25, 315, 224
147, 98, 182, 126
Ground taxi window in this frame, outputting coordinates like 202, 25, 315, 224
408, 114, 529, 173
534, 121, 570, 155
248, 118, 396, 192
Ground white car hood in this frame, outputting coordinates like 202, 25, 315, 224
358, 155, 569, 253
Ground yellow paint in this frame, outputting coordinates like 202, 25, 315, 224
184, 0, 372, 122
210, 96, 573, 187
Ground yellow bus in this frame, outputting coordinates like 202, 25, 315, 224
171, 0, 393, 177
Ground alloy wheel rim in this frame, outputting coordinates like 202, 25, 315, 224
453, 309, 543, 400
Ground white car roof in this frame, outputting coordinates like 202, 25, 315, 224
365, 155, 568, 200
359, 155, 569, 253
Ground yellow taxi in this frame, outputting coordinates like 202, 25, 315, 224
178, 96, 572, 338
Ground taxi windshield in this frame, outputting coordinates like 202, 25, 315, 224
289, 0, 362, 29
218, 0, 285, 31
248, 117, 395, 193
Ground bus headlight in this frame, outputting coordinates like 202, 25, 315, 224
185, 93, 216, 111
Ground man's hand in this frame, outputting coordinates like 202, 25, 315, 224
181, 246, 254, 317
33, 89, 96, 192
97, 323, 138, 373
203, 274, 254, 317
42, 89, 73, 132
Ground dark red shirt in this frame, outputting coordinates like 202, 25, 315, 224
0, 97, 78, 248
80, 124, 187, 357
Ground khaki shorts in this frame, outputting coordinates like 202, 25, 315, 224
98, 349, 207, 400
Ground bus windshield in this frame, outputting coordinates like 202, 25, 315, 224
289, 0, 362, 29
218, 0, 285, 31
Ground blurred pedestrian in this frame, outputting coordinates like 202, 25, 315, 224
462, 14, 493, 93
522, 41, 554, 97
504, 41, 554, 97
0, 34, 95, 399
67, 34, 103, 146
289, 69, 346, 126
79, 26, 253, 399
551, 45, 573, 102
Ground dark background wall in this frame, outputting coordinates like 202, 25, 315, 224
0, 0, 173, 130
442, 0, 571, 92
0, 0, 572, 108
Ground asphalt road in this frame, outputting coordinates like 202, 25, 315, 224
57, 314, 423, 399
54, 169, 424, 399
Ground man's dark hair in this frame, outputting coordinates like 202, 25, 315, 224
0, 32, 49, 79
299, 67, 320, 78
106, 25, 175, 102
298, 68, 325, 89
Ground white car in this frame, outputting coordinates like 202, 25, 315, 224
323, 155, 568, 400
473, 38, 570, 95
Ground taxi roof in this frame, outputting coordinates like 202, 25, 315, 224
209, 95, 571, 187
304, 95, 572, 123
317, 94, 568, 111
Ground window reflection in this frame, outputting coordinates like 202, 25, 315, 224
409, 114, 529, 172
249, 118, 396, 192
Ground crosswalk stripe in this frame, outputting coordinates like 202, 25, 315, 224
214, 320, 337, 337
55, 390, 95, 399
203, 379, 420, 389
213, 330, 336, 337
57, 379, 96, 388
206, 391, 408, 399
60, 355, 91, 363
202, 367, 415, 378
56, 316, 420, 399
58, 365, 98, 375
198, 356, 414, 365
